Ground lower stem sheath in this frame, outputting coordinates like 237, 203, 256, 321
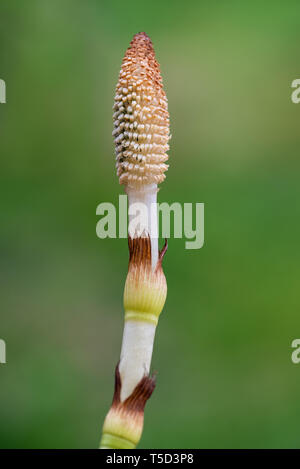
100, 235, 167, 449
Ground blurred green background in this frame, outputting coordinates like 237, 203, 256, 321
1, 0, 300, 449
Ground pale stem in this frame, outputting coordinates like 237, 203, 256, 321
119, 320, 156, 401
126, 183, 158, 270
118, 184, 159, 402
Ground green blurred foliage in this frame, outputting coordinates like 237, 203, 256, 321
1, 0, 300, 448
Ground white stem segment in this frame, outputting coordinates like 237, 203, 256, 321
118, 184, 160, 402
126, 183, 158, 270
119, 320, 156, 401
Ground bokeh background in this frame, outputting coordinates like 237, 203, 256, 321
1, 0, 300, 448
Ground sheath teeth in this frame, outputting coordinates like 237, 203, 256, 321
113, 32, 170, 187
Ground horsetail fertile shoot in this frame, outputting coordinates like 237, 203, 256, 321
100, 32, 170, 449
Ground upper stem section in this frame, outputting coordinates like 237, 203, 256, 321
126, 183, 159, 269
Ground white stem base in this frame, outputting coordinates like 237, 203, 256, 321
119, 320, 156, 402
